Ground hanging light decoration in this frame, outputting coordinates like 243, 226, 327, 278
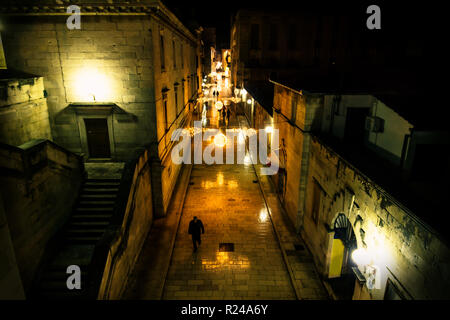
214, 133, 227, 147
215, 101, 223, 110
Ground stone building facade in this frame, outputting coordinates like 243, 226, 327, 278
0, 0, 202, 216
0, 70, 52, 146
267, 76, 450, 299
230, 6, 425, 89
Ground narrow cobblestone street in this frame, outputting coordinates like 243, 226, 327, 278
162, 163, 296, 300
123, 73, 328, 300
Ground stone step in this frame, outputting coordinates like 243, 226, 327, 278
81, 188, 119, 194
75, 207, 114, 212
66, 229, 105, 235
86, 179, 120, 183
39, 279, 88, 291
42, 269, 88, 281
37, 289, 88, 300
64, 236, 103, 244
69, 221, 109, 228
80, 194, 117, 199
71, 214, 113, 221
78, 200, 116, 207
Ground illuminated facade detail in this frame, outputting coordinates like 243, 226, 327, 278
0, 0, 203, 219
267, 76, 450, 300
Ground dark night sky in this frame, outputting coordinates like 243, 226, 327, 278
162, 0, 441, 51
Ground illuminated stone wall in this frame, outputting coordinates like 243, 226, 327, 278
0, 140, 84, 293
1, 15, 157, 160
1, 8, 199, 216
0, 76, 52, 146
302, 136, 450, 299
270, 83, 323, 230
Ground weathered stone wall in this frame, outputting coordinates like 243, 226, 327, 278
1, 15, 156, 160
302, 136, 450, 299
0, 139, 84, 293
97, 149, 153, 299
271, 85, 323, 229
0, 192, 25, 299
0, 76, 52, 146
150, 14, 197, 216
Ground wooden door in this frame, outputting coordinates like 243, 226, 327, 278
84, 118, 111, 158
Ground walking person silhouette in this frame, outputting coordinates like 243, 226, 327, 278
188, 216, 205, 252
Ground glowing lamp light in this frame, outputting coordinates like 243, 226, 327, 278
214, 133, 227, 147
265, 126, 274, 133
352, 248, 371, 267
240, 88, 247, 96
247, 99, 252, 104
215, 101, 223, 110
74, 68, 111, 102
259, 209, 269, 223
238, 131, 245, 144
244, 154, 252, 165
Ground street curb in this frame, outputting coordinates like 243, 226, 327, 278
251, 164, 303, 300
236, 112, 302, 300
158, 163, 193, 300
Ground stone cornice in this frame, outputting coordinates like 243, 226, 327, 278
0, 1, 197, 44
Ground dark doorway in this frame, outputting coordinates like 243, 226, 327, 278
344, 108, 370, 145
84, 118, 111, 158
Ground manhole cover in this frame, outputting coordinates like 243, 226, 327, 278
228, 198, 235, 201
219, 243, 234, 252
294, 244, 305, 251
252, 180, 258, 183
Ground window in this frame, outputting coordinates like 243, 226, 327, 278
250, 24, 259, 49
172, 40, 176, 69
181, 82, 185, 107
311, 179, 322, 224
269, 24, 278, 50
288, 24, 297, 50
160, 35, 165, 71
180, 43, 184, 68
174, 86, 178, 115
291, 94, 297, 123
163, 99, 168, 131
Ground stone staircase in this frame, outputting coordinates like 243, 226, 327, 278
33, 178, 121, 299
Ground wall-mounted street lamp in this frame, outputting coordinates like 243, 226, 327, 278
74, 67, 111, 102
265, 126, 273, 134
352, 248, 381, 290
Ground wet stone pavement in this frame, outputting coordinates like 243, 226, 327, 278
162, 163, 297, 300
